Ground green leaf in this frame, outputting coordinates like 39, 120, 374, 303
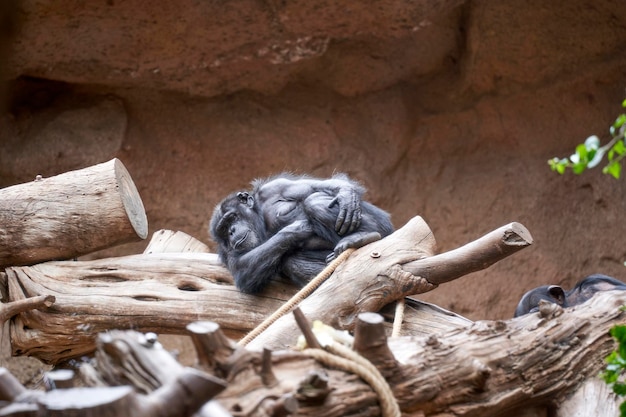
614, 140, 626, 155
615, 383, 626, 396
620, 400, 626, 417
622, 98, 626, 108
603, 161, 622, 179
612, 325, 626, 341
615, 114, 626, 130
575, 144, 589, 161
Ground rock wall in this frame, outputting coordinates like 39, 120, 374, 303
2, 0, 626, 321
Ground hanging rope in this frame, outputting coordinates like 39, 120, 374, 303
238, 248, 356, 346
391, 298, 405, 338
303, 341, 401, 417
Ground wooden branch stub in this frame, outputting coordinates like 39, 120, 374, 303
187, 321, 238, 378
353, 312, 399, 378
148, 368, 227, 417
403, 222, 533, 286
292, 307, 321, 350
0, 158, 148, 267
0, 294, 55, 325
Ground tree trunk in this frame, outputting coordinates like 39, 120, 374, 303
3, 291, 617, 417
0, 158, 148, 267
211, 291, 625, 416
3, 217, 528, 364
245, 218, 532, 350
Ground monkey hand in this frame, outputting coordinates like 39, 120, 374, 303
329, 188, 362, 235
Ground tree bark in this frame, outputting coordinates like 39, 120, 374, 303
245, 218, 532, 350
2, 217, 529, 364
143, 229, 210, 254
20, 291, 618, 417
208, 291, 625, 416
0, 158, 148, 267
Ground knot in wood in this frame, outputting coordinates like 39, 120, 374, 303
411, 275, 438, 294
387, 265, 437, 294
425, 335, 440, 347
141, 332, 158, 346
468, 320, 507, 336
538, 299, 564, 318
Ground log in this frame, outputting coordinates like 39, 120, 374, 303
143, 229, 210, 254
246, 218, 532, 350
5, 252, 247, 363
1, 365, 226, 417
61, 291, 620, 417
2, 217, 528, 364
0, 158, 148, 267
3, 289, 620, 416
190, 291, 626, 416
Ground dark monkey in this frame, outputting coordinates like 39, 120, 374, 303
566, 274, 626, 305
210, 173, 394, 294
514, 274, 626, 317
513, 285, 566, 317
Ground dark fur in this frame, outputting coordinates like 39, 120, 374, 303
514, 274, 626, 317
210, 173, 394, 294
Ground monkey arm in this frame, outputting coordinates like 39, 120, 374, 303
256, 173, 366, 235
229, 220, 314, 294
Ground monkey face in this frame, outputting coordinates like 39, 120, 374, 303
210, 191, 268, 262
226, 216, 261, 251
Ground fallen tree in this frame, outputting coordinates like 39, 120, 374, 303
1, 160, 621, 416
2, 217, 528, 364
2, 291, 623, 417
0, 158, 148, 268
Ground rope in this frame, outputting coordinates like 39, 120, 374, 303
391, 298, 405, 338
304, 342, 401, 417
238, 248, 356, 346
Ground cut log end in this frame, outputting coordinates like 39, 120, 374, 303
114, 158, 148, 240
504, 222, 534, 246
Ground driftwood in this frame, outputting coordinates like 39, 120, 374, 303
213, 292, 625, 417
245, 218, 532, 350
2, 217, 527, 364
0, 347, 227, 417
2, 289, 622, 417
143, 229, 210, 254
0, 158, 148, 267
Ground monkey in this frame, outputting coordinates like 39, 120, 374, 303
565, 273, 626, 306
513, 285, 567, 317
210, 173, 394, 294
513, 274, 626, 317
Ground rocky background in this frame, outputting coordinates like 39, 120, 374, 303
1, 0, 626, 324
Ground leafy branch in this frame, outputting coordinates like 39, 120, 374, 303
602, 323, 626, 417
549, 99, 626, 179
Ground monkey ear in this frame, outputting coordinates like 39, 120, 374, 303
236, 192, 255, 208
548, 285, 566, 305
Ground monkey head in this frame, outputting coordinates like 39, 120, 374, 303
514, 285, 566, 317
209, 191, 268, 264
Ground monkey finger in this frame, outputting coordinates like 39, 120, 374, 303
349, 208, 362, 233
335, 208, 349, 235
